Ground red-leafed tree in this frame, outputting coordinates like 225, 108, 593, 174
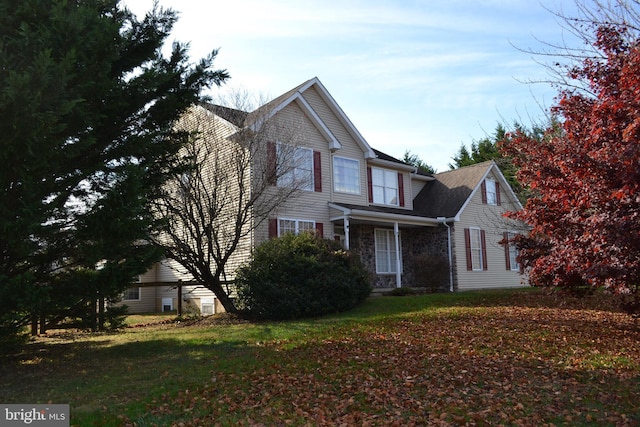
501, 20, 640, 314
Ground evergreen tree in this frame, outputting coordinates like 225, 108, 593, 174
0, 0, 228, 342
449, 123, 549, 202
402, 150, 436, 174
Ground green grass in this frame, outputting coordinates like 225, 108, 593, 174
1, 289, 638, 426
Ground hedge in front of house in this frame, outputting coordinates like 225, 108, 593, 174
235, 232, 372, 320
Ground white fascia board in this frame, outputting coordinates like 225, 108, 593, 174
411, 173, 436, 182
368, 157, 417, 172
311, 79, 376, 159
455, 161, 524, 220
328, 203, 439, 227
490, 161, 524, 210
293, 95, 342, 150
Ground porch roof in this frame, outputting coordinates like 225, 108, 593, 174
329, 202, 439, 227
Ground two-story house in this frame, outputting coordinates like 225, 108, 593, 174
119, 77, 526, 314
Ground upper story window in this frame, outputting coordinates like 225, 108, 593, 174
278, 145, 313, 191
333, 156, 360, 194
371, 167, 399, 206
482, 178, 500, 205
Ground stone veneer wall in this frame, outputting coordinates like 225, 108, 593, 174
349, 224, 453, 290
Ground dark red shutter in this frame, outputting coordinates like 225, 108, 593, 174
504, 231, 511, 271
397, 172, 405, 207
313, 151, 322, 192
481, 180, 487, 204
267, 142, 277, 186
367, 167, 373, 203
481, 230, 488, 270
315, 222, 324, 237
464, 228, 472, 271
268, 218, 278, 238
495, 181, 501, 205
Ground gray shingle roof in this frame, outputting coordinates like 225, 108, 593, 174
413, 161, 493, 218
200, 103, 248, 127
372, 148, 433, 176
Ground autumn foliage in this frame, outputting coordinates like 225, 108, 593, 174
501, 25, 640, 313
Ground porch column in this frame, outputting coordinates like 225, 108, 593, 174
344, 217, 350, 250
394, 222, 401, 288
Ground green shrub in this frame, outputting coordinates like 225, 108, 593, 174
412, 254, 450, 292
235, 232, 372, 320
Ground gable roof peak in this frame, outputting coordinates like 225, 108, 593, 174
247, 77, 376, 158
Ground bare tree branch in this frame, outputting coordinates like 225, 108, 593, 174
515, 0, 640, 96
151, 91, 308, 313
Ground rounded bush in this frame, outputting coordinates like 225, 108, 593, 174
235, 232, 371, 320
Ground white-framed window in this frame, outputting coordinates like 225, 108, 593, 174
279, 218, 315, 236
178, 172, 191, 200
201, 298, 215, 315
469, 227, 484, 271
507, 231, 520, 271
333, 156, 360, 194
278, 145, 313, 191
375, 228, 402, 274
123, 287, 140, 300
372, 167, 398, 206
485, 178, 497, 205
162, 298, 173, 312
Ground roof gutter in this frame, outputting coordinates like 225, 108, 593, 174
329, 203, 441, 226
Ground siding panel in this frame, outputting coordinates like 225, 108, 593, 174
454, 171, 526, 290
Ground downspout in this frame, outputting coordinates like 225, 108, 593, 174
344, 216, 350, 250
394, 222, 401, 288
437, 217, 454, 292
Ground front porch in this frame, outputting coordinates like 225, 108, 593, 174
329, 203, 454, 291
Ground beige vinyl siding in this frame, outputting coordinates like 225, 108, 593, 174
411, 179, 427, 201
454, 171, 526, 291
301, 87, 369, 206
255, 98, 344, 245
113, 286, 157, 313
157, 259, 194, 282
400, 170, 411, 210
200, 107, 253, 282
137, 265, 158, 283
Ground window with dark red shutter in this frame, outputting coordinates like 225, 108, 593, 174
398, 172, 405, 207
313, 151, 322, 192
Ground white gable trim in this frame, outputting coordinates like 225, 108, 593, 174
248, 78, 376, 159
248, 86, 341, 151
309, 78, 377, 159
294, 95, 342, 151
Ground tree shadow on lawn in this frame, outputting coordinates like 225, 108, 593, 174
138, 311, 640, 427
0, 334, 264, 411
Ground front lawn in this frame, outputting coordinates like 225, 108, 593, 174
1, 289, 638, 426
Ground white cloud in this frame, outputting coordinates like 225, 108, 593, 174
124, 0, 566, 171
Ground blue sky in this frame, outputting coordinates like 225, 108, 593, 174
125, 0, 577, 172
